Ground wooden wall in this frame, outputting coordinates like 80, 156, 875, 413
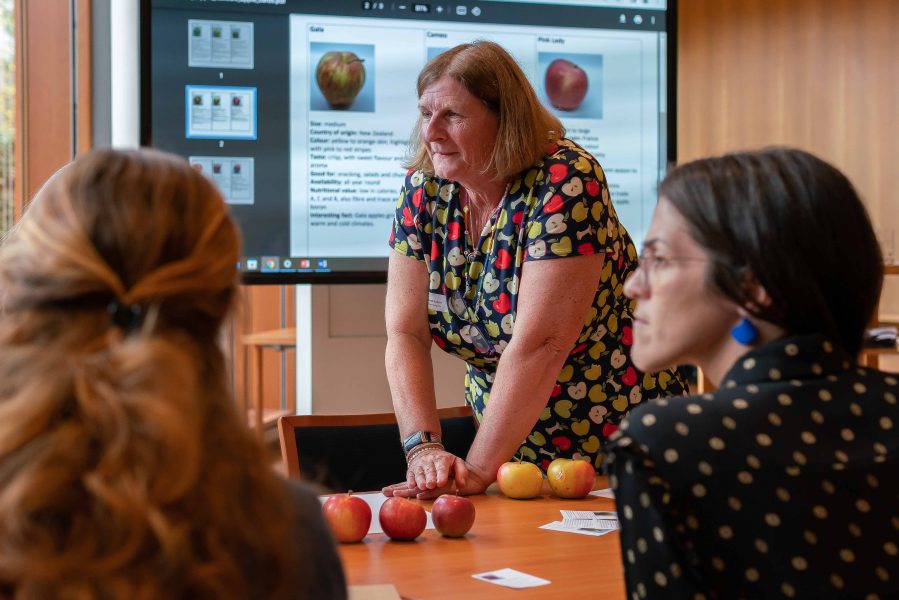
14, 0, 92, 218
15, 1, 72, 217
678, 0, 899, 328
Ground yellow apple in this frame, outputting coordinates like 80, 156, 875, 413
496, 461, 544, 499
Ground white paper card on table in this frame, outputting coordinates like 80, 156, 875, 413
539, 521, 617, 537
347, 584, 402, 600
589, 487, 615, 499
561, 509, 617, 519
472, 568, 551, 589
560, 509, 619, 529
562, 517, 620, 530
319, 492, 434, 535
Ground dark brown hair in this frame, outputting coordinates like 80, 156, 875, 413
404, 40, 564, 179
0, 148, 298, 599
660, 147, 882, 357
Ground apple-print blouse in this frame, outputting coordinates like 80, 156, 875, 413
605, 334, 899, 599
389, 138, 686, 471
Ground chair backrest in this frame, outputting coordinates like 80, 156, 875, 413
278, 406, 477, 493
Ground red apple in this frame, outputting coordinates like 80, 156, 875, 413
321, 492, 371, 543
431, 494, 476, 538
546, 458, 596, 499
496, 461, 544, 499
315, 51, 366, 109
379, 497, 427, 541
544, 58, 589, 111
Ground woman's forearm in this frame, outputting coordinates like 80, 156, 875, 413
463, 254, 606, 483
464, 336, 572, 483
385, 331, 440, 439
384, 252, 442, 441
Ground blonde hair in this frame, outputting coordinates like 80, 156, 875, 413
0, 149, 298, 599
404, 40, 565, 180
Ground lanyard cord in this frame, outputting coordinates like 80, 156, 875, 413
460, 182, 510, 303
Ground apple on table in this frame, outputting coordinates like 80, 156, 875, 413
547, 457, 596, 499
379, 496, 427, 541
431, 494, 476, 538
322, 492, 372, 543
496, 460, 544, 499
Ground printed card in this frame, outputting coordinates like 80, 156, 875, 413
539, 521, 617, 537
589, 487, 615, 499
472, 568, 551, 589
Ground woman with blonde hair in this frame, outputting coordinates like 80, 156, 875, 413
384, 40, 685, 498
0, 148, 346, 599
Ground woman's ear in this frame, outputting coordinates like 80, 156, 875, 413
741, 277, 773, 313
750, 283, 773, 309
736, 280, 787, 345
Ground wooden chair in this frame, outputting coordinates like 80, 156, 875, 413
278, 406, 477, 493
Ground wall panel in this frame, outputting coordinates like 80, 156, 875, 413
678, 0, 899, 333
15, 0, 72, 211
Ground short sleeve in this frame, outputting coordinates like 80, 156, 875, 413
524, 145, 618, 262
388, 169, 429, 262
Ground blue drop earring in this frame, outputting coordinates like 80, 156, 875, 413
731, 317, 759, 345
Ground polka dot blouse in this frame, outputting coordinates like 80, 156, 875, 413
605, 334, 899, 599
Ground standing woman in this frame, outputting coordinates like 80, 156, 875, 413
606, 148, 898, 598
384, 41, 685, 498
0, 149, 346, 599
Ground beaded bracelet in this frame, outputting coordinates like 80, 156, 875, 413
405, 442, 445, 464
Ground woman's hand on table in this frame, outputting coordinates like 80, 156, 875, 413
382, 451, 492, 499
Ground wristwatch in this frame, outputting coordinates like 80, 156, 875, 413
402, 430, 442, 454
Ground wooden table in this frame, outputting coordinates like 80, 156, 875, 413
339, 479, 625, 599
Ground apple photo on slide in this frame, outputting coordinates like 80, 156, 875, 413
537, 52, 603, 119
310, 42, 375, 112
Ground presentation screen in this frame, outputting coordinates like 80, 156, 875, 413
142, 0, 675, 284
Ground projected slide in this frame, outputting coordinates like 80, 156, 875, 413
290, 17, 656, 259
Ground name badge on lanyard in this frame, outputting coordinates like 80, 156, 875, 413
428, 292, 449, 313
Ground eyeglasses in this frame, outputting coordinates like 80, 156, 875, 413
632, 252, 708, 288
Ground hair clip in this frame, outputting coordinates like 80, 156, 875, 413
107, 301, 144, 334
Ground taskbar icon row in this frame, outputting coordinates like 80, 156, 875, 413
241, 256, 329, 272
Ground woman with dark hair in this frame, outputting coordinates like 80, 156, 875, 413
384, 40, 686, 498
0, 148, 346, 599
606, 147, 898, 598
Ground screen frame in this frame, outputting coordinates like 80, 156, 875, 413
139, 0, 678, 286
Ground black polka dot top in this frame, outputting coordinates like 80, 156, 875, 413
605, 334, 899, 599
